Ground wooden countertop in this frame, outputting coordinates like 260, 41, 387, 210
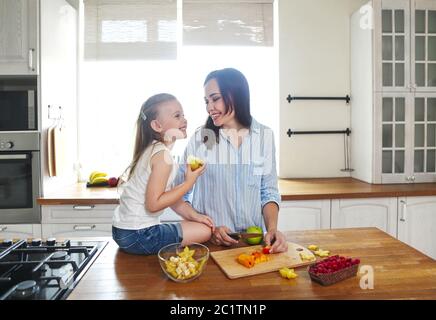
67, 228, 436, 300
37, 178, 436, 205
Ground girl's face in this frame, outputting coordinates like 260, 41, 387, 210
152, 100, 187, 141
204, 78, 235, 127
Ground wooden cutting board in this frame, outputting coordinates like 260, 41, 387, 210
53, 125, 67, 176
210, 242, 316, 279
47, 126, 56, 177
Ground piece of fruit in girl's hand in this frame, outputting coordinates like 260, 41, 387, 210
187, 155, 204, 170
245, 226, 263, 245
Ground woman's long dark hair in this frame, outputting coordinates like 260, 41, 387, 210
202, 68, 252, 145
124, 93, 177, 180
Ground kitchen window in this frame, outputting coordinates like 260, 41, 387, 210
79, 0, 277, 179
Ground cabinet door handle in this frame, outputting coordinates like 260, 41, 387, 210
73, 225, 96, 231
72, 205, 95, 210
0, 226, 7, 232
400, 200, 407, 222
28, 48, 35, 71
411, 176, 416, 181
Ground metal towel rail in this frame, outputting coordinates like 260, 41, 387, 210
286, 94, 351, 104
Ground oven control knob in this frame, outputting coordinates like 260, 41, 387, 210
31, 238, 42, 246
4, 141, 14, 149
2, 239, 13, 247
47, 238, 56, 246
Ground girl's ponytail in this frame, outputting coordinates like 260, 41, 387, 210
123, 93, 177, 180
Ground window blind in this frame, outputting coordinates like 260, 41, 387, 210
84, 0, 177, 60
183, 0, 274, 46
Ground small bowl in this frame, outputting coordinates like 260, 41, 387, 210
157, 242, 209, 283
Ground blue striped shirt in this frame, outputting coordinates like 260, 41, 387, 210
173, 118, 281, 232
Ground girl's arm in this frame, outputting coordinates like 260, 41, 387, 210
171, 199, 214, 230
145, 150, 205, 213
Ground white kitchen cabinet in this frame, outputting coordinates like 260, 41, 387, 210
0, 224, 41, 239
351, 0, 436, 184
331, 197, 398, 237
278, 200, 330, 231
42, 223, 112, 238
398, 196, 436, 259
41, 204, 116, 237
0, 0, 38, 75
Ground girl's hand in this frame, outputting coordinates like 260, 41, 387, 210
185, 163, 207, 186
263, 229, 288, 253
192, 213, 215, 231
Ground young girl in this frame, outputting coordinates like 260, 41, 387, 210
112, 93, 214, 255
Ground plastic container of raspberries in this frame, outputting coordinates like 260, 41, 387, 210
308, 255, 360, 286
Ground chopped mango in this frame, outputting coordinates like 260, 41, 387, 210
299, 252, 316, 261
279, 267, 298, 279
308, 244, 318, 251
314, 250, 330, 257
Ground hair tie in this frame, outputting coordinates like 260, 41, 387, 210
141, 110, 147, 121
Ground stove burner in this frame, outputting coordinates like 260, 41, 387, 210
51, 251, 70, 260
12, 280, 39, 299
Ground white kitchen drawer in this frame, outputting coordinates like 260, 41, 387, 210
42, 223, 112, 238
42, 205, 116, 224
0, 224, 42, 239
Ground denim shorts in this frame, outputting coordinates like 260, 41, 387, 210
112, 223, 183, 255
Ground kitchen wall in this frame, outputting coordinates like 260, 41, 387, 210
278, 0, 368, 178
40, 0, 78, 194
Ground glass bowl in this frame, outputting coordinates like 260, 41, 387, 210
157, 242, 209, 283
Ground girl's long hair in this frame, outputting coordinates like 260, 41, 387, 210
123, 93, 177, 181
202, 68, 252, 146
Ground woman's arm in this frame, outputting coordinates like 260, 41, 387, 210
262, 202, 287, 253
145, 150, 205, 213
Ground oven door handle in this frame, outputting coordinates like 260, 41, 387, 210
0, 154, 29, 160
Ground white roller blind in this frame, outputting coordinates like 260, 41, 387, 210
183, 0, 273, 46
84, 0, 177, 60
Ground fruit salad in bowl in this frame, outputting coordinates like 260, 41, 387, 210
158, 243, 209, 283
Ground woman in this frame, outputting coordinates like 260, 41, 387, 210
172, 68, 287, 253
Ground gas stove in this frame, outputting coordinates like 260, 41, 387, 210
0, 238, 107, 300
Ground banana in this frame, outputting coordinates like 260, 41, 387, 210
91, 176, 109, 184
89, 171, 107, 182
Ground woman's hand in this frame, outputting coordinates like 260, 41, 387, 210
211, 226, 239, 246
192, 213, 215, 231
185, 163, 207, 186
263, 229, 288, 253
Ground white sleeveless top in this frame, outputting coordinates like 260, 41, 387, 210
113, 141, 178, 230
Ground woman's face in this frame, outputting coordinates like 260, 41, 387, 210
204, 78, 235, 127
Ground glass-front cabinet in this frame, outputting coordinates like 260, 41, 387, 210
412, 1, 436, 91
379, 0, 411, 92
376, 0, 436, 183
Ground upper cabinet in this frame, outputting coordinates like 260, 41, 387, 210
376, 0, 436, 92
0, 0, 39, 75
351, 0, 436, 184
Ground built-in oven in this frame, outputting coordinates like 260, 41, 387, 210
0, 132, 40, 223
0, 77, 37, 131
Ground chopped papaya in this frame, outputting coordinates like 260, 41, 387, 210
237, 253, 255, 268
